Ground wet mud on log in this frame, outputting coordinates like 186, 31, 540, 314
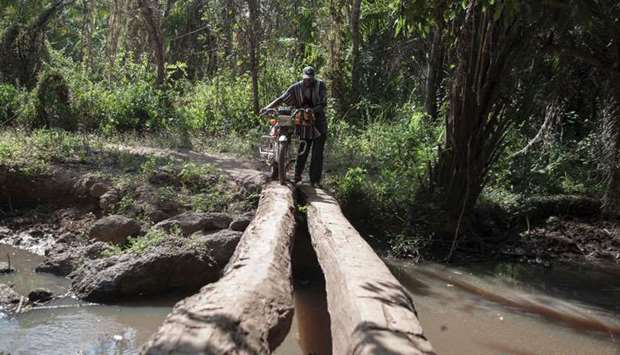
300, 186, 435, 355
142, 182, 296, 354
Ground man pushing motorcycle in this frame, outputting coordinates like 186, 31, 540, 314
261, 66, 327, 186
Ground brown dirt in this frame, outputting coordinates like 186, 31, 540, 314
0, 165, 96, 211
506, 217, 620, 265
0, 143, 265, 255
109, 144, 267, 189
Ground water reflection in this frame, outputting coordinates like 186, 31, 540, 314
0, 244, 172, 355
292, 278, 332, 355
275, 222, 332, 355
388, 259, 620, 355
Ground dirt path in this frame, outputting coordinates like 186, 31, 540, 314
108, 144, 268, 188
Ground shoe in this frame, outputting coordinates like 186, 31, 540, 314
310, 181, 321, 188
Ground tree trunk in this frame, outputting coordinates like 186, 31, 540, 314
138, 0, 166, 85
431, 2, 522, 239
247, 0, 261, 114
328, 0, 347, 117
82, 0, 95, 69
350, 0, 362, 103
602, 79, 620, 217
222, 0, 235, 61
424, 27, 444, 120
0, 0, 72, 88
107, 0, 136, 69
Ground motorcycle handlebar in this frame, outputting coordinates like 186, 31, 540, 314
259, 107, 314, 117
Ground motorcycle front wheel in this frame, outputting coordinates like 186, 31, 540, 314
277, 141, 288, 185
271, 164, 278, 180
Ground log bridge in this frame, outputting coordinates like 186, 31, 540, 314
143, 182, 435, 355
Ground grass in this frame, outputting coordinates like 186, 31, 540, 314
1, 127, 258, 225
0, 129, 105, 174
103, 226, 183, 256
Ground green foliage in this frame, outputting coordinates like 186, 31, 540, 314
191, 189, 232, 213
334, 167, 368, 203
0, 129, 96, 173
326, 107, 442, 241
126, 227, 170, 254
489, 117, 605, 199
7, 49, 304, 135
115, 193, 138, 215
175, 73, 256, 133
330, 108, 440, 206
34, 69, 76, 131
0, 83, 18, 123
178, 162, 218, 191
103, 226, 183, 256
139, 156, 173, 179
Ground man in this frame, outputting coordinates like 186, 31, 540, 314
262, 66, 327, 186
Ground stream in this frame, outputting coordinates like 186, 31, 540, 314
2, 242, 619, 354
0, 244, 172, 354
388, 259, 620, 355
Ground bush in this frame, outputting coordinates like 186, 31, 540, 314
175, 74, 256, 133
9, 48, 312, 135
34, 70, 76, 131
45, 48, 169, 133
327, 107, 441, 240
330, 108, 440, 205
0, 84, 19, 124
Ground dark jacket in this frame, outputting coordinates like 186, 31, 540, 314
278, 79, 327, 123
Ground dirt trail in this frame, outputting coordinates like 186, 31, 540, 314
109, 144, 268, 188
301, 186, 435, 355
142, 182, 296, 355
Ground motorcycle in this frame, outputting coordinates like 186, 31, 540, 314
259, 107, 317, 185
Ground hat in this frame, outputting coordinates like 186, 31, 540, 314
302, 66, 315, 79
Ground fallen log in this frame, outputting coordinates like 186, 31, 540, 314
301, 186, 435, 355
143, 182, 297, 355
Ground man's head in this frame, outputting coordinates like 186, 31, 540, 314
302, 66, 315, 87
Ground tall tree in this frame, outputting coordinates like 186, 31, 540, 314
81, 0, 96, 69
327, 0, 347, 116
423, 1, 447, 120
247, 0, 261, 114
107, 0, 128, 66
430, 0, 529, 239
350, 0, 362, 103
138, 0, 166, 84
0, 0, 74, 87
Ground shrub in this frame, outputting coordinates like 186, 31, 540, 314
174, 73, 258, 134
34, 70, 76, 131
178, 162, 218, 191
0, 83, 18, 124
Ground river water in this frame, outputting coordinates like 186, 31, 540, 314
2, 242, 619, 354
387, 260, 620, 355
0, 244, 172, 354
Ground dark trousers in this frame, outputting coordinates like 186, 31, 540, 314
295, 118, 326, 183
